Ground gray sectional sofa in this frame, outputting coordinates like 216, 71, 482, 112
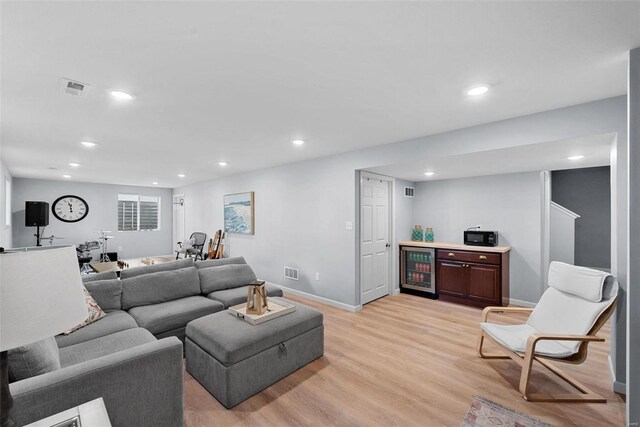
9, 256, 283, 427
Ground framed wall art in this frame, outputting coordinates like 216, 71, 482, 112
223, 191, 254, 235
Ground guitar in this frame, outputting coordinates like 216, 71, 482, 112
215, 232, 225, 259
207, 230, 222, 259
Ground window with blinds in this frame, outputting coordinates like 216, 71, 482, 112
117, 194, 160, 231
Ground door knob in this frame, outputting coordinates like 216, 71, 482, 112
385, 243, 391, 248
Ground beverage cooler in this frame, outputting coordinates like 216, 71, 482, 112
400, 246, 436, 298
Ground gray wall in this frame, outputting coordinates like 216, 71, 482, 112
628, 46, 639, 426
0, 160, 13, 248
412, 172, 543, 304
551, 166, 611, 269
11, 178, 173, 258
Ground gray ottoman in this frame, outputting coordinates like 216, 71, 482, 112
185, 299, 324, 408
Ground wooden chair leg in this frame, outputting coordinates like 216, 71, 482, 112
518, 348, 536, 399
522, 357, 606, 403
477, 331, 510, 359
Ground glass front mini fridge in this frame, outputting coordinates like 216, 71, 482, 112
400, 246, 436, 298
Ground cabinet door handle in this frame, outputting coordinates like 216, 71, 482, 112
448, 252, 455, 257
479, 255, 488, 260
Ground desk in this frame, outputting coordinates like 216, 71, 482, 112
89, 256, 175, 273
25, 397, 111, 427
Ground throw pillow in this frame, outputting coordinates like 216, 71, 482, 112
8, 336, 61, 383
63, 286, 106, 335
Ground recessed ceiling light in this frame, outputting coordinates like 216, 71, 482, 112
62, 174, 72, 179
80, 141, 97, 148
218, 162, 227, 166
68, 162, 80, 167
178, 174, 186, 178
567, 155, 585, 160
466, 85, 490, 96
424, 171, 435, 176
109, 90, 134, 100
152, 181, 159, 185
292, 139, 305, 146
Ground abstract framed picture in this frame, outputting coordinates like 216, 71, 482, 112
224, 192, 254, 235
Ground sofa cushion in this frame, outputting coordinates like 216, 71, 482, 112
82, 270, 118, 283
120, 257, 194, 280
8, 337, 61, 383
63, 287, 107, 335
128, 296, 224, 335
55, 310, 138, 348
186, 299, 323, 364
195, 256, 247, 269
198, 264, 258, 294
84, 279, 122, 312
206, 285, 283, 308
121, 266, 200, 309
59, 328, 157, 367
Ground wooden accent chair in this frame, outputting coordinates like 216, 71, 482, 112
478, 261, 618, 403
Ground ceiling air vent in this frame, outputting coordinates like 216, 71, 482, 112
284, 266, 299, 281
60, 78, 89, 97
404, 187, 415, 197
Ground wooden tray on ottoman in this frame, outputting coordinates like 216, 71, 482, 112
228, 298, 296, 325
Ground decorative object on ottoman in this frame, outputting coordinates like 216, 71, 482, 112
461, 396, 552, 427
0, 246, 88, 427
185, 299, 324, 408
411, 225, 423, 241
246, 281, 268, 314
229, 298, 296, 325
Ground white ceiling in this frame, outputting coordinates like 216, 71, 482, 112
367, 133, 615, 182
1, 1, 639, 188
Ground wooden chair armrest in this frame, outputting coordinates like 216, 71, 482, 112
525, 333, 604, 355
481, 306, 534, 322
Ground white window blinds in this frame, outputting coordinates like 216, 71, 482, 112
117, 194, 160, 231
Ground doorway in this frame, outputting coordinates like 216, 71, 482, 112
173, 195, 185, 251
359, 172, 393, 305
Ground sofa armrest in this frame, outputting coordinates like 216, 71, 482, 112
9, 337, 183, 427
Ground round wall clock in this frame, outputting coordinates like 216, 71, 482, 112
52, 195, 89, 223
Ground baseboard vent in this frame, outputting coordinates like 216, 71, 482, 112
404, 186, 414, 197
284, 266, 299, 280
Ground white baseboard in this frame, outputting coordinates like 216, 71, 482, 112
391, 288, 400, 296
508, 298, 536, 308
608, 355, 627, 394
267, 282, 362, 313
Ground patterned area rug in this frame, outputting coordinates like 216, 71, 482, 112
461, 396, 553, 427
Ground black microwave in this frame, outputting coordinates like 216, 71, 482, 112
464, 230, 499, 247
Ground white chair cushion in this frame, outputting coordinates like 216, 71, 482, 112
480, 322, 576, 358
548, 261, 610, 302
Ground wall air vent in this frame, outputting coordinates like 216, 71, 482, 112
284, 266, 299, 281
60, 78, 89, 97
404, 187, 415, 197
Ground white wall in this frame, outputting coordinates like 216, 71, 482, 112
12, 178, 173, 258
627, 46, 640, 425
0, 160, 13, 248
176, 97, 626, 309
412, 172, 543, 304
393, 178, 416, 291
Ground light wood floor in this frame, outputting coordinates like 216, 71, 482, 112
184, 293, 626, 426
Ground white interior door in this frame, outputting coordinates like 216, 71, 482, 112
360, 173, 390, 305
173, 195, 185, 251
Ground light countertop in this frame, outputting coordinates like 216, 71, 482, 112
399, 241, 511, 254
